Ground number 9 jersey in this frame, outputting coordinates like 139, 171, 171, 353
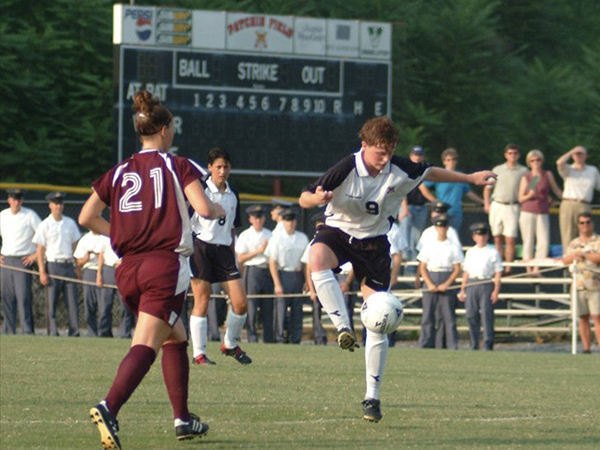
302, 149, 430, 239
92, 149, 204, 257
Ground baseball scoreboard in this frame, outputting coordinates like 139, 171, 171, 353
113, 4, 392, 175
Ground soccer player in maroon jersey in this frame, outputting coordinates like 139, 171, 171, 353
80, 91, 225, 449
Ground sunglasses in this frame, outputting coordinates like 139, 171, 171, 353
578, 220, 592, 225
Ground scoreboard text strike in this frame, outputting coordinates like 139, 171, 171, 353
114, 4, 392, 174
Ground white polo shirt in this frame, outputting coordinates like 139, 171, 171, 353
73, 231, 104, 269
417, 238, 464, 271
235, 226, 272, 268
559, 164, 600, 203
0, 206, 41, 256
191, 178, 241, 246
303, 150, 430, 239
416, 225, 461, 251
265, 230, 309, 272
33, 214, 81, 262
463, 245, 503, 279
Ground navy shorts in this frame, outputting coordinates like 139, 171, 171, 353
190, 238, 241, 283
116, 250, 189, 327
312, 225, 390, 291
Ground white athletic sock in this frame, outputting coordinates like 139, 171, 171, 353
189, 315, 208, 358
223, 310, 247, 349
364, 329, 388, 400
311, 269, 351, 331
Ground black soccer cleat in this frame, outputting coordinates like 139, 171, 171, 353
175, 413, 209, 441
220, 343, 252, 364
337, 327, 359, 352
90, 402, 121, 449
362, 398, 382, 422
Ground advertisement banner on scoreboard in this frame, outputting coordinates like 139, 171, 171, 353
326, 19, 359, 57
115, 4, 156, 45
293, 17, 326, 56
226, 13, 294, 54
192, 10, 226, 50
359, 22, 392, 60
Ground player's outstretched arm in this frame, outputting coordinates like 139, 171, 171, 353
299, 186, 333, 209
425, 167, 497, 186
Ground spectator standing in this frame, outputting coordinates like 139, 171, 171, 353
399, 146, 437, 262
517, 150, 563, 273
484, 144, 528, 273
33, 192, 81, 337
417, 214, 464, 350
556, 146, 600, 252
74, 230, 112, 337
458, 222, 503, 350
266, 209, 309, 344
0, 188, 41, 334
235, 204, 274, 343
562, 212, 600, 354
96, 235, 134, 338
270, 199, 292, 237
423, 148, 484, 232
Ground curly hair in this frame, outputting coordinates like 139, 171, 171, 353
358, 117, 398, 150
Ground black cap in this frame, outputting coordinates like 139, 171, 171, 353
245, 204, 265, 217
469, 222, 490, 235
280, 208, 297, 221
433, 202, 450, 213
272, 198, 293, 209
45, 191, 66, 203
6, 188, 24, 199
411, 146, 424, 155
432, 214, 449, 227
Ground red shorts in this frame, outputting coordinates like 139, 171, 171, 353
116, 250, 190, 326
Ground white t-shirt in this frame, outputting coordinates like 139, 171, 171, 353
190, 178, 241, 246
96, 235, 121, 268
0, 206, 41, 256
73, 231, 104, 269
559, 164, 600, 203
33, 215, 81, 261
417, 225, 461, 251
417, 238, 464, 271
265, 230, 309, 271
235, 226, 272, 267
387, 221, 408, 255
462, 244, 503, 279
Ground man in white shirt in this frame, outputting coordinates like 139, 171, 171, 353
556, 146, 600, 251
458, 222, 503, 350
235, 205, 274, 343
266, 209, 309, 344
1, 189, 41, 334
33, 192, 82, 336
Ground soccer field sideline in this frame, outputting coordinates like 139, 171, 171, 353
1, 336, 599, 449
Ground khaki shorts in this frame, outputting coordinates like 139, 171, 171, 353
489, 201, 520, 238
576, 290, 600, 316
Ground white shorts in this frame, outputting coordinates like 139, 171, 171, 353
576, 290, 600, 316
489, 202, 520, 238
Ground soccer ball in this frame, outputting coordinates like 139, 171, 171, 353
360, 292, 404, 334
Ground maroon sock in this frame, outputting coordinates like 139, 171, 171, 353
105, 345, 156, 417
161, 341, 190, 421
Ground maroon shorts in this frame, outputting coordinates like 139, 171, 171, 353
116, 250, 189, 326
312, 225, 391, 291
190, 238, 241, 283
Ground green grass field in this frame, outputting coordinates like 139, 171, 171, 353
1, 336, 598, 450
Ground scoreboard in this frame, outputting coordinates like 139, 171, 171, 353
114, 5, 392, 175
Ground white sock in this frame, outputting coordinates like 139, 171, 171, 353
311, 269, 351, 331
224, 310, 247, 349
189, 315, 207, 358
364, 329, 388, 400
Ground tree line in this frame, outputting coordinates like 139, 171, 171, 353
1, 0, 599, 198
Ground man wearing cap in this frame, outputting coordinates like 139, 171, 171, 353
265, 208, 309, 344
33, 192, 82, 336
270, 199, 293, 237
458, 222, 503, 350
235, 204, 274, 343
398, 146, 438, 265
1, 189, 41, 334
556, 146, 600, 252
417, 214, 464, 349
484, 144, 528, 272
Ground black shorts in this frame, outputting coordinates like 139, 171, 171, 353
312, 225, 390, 292
190, 238, 241, 283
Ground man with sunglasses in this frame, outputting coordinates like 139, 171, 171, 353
563, 212, 600, 354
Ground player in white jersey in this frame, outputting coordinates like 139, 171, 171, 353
299, 117, 497, 423
189, 148, 251, 365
